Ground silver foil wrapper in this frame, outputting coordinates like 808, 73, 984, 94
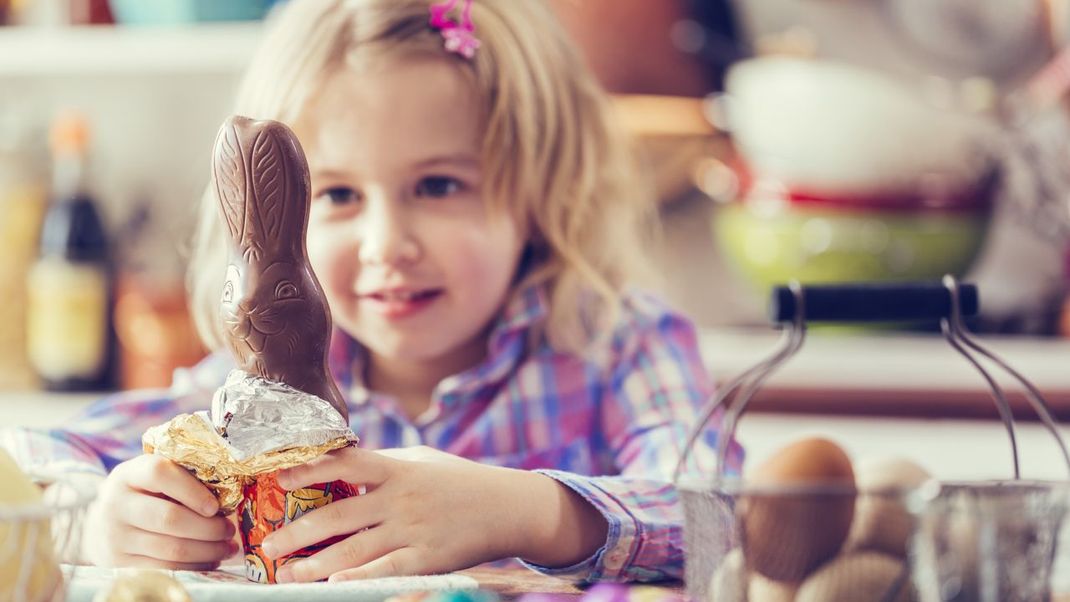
211, 370, 356, 461
143, 370, 357, 512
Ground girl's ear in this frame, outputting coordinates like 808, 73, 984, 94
213, 120, 248, 248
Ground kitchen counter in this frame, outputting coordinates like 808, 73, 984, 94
4, 330, 1069, 478
12, 328, 1069, 420
5, 330, 1070, 471
700, 329, 1070, 419
9, 349, 1070, 464
4, 385, 1069, 481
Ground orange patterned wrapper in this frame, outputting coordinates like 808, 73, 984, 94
239, 472, 360, 583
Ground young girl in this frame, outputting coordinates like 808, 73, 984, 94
2, 0, 740, 584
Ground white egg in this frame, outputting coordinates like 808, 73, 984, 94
748, 572, 797, 602
847, 457, 931, 557
796, 551, 917, 602
0, 449, 61, 602
946, 508, 981, 602
708, 548, 747, 602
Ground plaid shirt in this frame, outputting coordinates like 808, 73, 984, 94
2, 285, 740, 583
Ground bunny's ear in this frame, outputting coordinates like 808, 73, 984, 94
212, 120, 247, 246
213, 116, 310, 261
249, 128, 287, 247
250, 123, 311, 258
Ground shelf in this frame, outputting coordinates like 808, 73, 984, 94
0, 23, 262, 76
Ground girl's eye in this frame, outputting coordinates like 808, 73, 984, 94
317, 186, 360, 206
222, 281, 234, 303
275, 281, 299, 300
415, 176, 461, 198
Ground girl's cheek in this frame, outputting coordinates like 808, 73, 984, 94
306, 232, 350, 287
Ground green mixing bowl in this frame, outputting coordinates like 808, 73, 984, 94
714, 201, 991, 292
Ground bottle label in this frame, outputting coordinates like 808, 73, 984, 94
27, 259, 108, 381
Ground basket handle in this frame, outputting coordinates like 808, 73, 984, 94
673, 277, 1070, 485
770, 282, 979, 323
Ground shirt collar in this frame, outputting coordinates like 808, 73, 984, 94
327, 328, 371, 407
486, 282, 549, 353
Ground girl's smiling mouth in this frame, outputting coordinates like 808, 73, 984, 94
358, 287, 444, 319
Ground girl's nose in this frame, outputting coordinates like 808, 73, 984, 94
356, 197, 421, 267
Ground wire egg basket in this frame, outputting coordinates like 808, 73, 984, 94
677, 276, 1070, 602
0, 473, 96, 602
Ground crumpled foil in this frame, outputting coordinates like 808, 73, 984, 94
143, 370, 358, 513
210, 370, 355, 461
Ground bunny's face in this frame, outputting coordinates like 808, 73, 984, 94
219, 260, 331, 381
212, 116, 343, 412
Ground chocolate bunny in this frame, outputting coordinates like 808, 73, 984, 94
211, 115, 347, 421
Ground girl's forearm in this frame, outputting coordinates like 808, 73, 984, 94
504, 469, 608, 568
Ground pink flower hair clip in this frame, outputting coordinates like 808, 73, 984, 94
429, 0, 481, 59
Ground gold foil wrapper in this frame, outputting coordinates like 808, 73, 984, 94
142, 371, 357, 513
144, 414, 350, 513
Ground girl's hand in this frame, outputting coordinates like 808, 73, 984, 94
82, 455, 238, 569
262, 446, 607, 582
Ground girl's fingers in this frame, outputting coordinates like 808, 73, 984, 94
262, 493, 381, 559
274, 527, 400, 584
118, 552, 223, 572
122, 527, 238, 564
277, 447, 390, 490
327, 548, 420, 582
125, 494, 235, 542
123, 456, 220, 517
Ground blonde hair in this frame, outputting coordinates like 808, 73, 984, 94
189, 0, 657, 355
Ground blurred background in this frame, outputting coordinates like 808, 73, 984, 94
2, 0, 1070, 400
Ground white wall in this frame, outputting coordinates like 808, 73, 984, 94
2, 70, 240, 277
2, 3, 1066, 329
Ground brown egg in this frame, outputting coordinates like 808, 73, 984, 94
795, 551, 917, 602
742, 437, 855, 582
846, 457, 931, 557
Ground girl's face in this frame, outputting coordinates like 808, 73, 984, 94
301, 58, 525, 371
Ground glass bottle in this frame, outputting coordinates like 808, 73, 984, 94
26, 111, 115, 391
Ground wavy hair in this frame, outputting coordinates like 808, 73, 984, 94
189, 0, 657, 354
